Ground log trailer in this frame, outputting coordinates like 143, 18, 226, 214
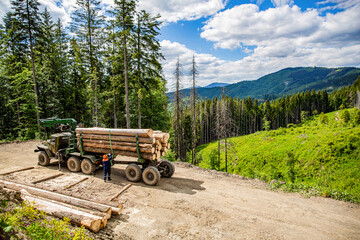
34, 117, 174, 186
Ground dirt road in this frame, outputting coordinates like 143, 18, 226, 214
0, 141, 359, 239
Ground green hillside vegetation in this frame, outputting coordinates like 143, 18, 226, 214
172, 67, 360, 100
196, 108, 360, 203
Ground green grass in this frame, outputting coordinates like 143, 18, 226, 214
0, 198, 92, 239
196, 108, 360, 203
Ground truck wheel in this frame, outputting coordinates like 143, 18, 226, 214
81, 158, 96, 175
125, 164, 142, 182
67, 156, 81, 172
38, 151, 50, 166
142, 166, 160, 186
158, 160, 175, 178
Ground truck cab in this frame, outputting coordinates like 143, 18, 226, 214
35, 132, 72, 165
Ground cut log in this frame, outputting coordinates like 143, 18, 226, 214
31, 173, 64, 184
21, 189, 110, 229
0, 179, 121, 215
76, 128, 153, 138
82, 142, 155, 154
0, 167, 34, 175
153, 133, 165, 142
82, 147, 156, 160
21, 191, 103, 232
110, 184, 132, 201
77, 134, 155, 144
63, 177, 89, 190
81, 139, 153, 148
156, 150, 161, 159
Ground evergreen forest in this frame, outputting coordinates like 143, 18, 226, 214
0, 0, 170, 140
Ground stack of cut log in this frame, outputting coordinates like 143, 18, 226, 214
153, 130, 170, 157
0, 179, 122, 233
75, 128, 170, 161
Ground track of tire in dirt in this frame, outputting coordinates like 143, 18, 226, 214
0, 141, 359, 240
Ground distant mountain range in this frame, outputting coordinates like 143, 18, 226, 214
202, 82, 229, 88
169, 67, 360, 101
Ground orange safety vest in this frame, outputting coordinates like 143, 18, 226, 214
103, 154, 109, 161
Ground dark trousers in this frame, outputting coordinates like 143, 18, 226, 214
103, 166, 111, 180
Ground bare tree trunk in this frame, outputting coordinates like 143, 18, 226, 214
124, 37, 130, 129
122, 1, 130, 129
225, 133, 227, 172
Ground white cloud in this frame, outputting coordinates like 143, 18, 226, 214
0, 0, 12, 24
317, 0, 360, 10
161, 39, 360, 91
138, 0, 226, 23
201, 4, 323, 50
38, 0, 72, 25
271, 0, 294, 7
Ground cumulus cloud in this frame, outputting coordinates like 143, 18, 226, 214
201, 3, 360, 51
201, 4, 324, 50
161, 39, 360, 91
138, 0, 226, 23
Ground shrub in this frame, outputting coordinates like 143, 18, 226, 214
353, 108, 360, 125
318, 112, 328, 125
339, 109, 350, 124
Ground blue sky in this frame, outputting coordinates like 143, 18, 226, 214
1, 0, 360, 90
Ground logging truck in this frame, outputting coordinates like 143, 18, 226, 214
34, 117, 174, 186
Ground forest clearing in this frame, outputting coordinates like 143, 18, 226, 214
1, 141, 360, 239
1, 0, 360, 239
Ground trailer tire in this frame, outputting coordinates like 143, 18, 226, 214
81, 158, 96, 175
125, 164, 142, 182
38, 151, 50, 166
67, 156, 81, 172
142, 167, 160, 186
158, 160, 175, 178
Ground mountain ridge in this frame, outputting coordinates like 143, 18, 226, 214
169, 67, 360, 100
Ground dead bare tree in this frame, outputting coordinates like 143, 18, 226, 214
190, 55, 198, 165
173, 57, 183, 160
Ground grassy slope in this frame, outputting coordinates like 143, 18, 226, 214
196, 108, 360, 203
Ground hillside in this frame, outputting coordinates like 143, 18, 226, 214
171, 67, 360, 100
196, 108, 360, 203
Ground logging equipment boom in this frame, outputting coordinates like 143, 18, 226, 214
34, 117, 174, 185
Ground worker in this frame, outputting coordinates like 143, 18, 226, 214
103, 153, 112, 182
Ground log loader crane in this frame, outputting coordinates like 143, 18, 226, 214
34, 117, 174, 185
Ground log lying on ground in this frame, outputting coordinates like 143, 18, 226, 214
63, 177, 88, 190
0, 179, 120, 215
0, 167, 34, 176
76, 134, 156, 144
31, 173, 64, 184
110, 184, 132, 201
76, 128, 153, 138
83, 147, 156, 160
82, 142, 155, 154
20, 190, 104, 232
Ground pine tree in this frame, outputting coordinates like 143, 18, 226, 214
114, 0, 136, 129
133, 10, 163, 128
11, 0, 42, 129
71, 0, 105, 126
